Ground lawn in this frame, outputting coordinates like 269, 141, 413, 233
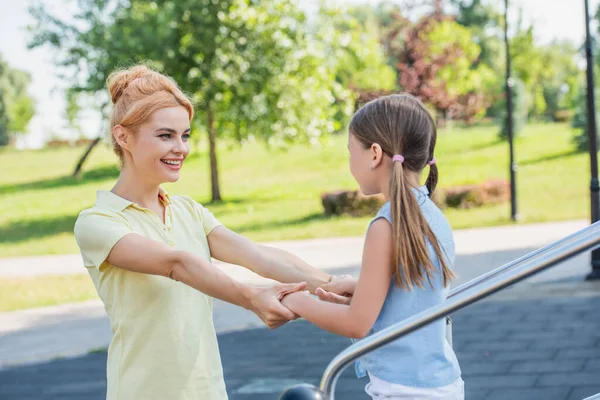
0, 122, 591, 259
0, 275, 98, 312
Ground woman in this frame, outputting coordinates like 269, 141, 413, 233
73, 64, 332, 399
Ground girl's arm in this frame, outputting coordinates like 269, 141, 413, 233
207, 226, 332, 293
281, 219, 394, 339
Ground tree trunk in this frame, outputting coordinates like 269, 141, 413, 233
72, 137, 101, 178
207, 106, 221, 202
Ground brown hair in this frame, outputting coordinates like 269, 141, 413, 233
349, 93, 455, 290
106, 64, 194, 160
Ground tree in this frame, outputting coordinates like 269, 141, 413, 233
318, 4, 396, 93
314, 3, 396, 118
0, 55, 35, 145
538, 41, 581, 120
509, 23, 546, 118
390, 13, 495, 123
451, 0, 503, 69
0, 92, 9, 147
498, 77, 529, 139
572, 85, 600, 152
29, 0, 349, 200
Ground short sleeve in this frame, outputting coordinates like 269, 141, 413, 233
194, 202, 223, 235
369, 203, 392, 227
74, 209, 134, 270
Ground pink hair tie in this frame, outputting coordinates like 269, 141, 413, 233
392, 155, 404, 164
428, 157, 436, 166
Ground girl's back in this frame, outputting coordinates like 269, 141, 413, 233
355, 185, 461, 388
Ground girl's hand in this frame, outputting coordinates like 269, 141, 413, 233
248, 282, 306, 329
315, 287, 352, 305
316, 276, 357, 305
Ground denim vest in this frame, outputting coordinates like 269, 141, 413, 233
354, 186, 461, 388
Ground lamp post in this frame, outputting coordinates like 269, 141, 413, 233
584, 0, 600, 280
504, 0, 518, 221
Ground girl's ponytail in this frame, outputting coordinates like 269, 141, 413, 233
390, 158, 452, 289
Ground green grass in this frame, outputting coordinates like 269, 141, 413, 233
0, 275, 98, 312
0, 122, 590, 259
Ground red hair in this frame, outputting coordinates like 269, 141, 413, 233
107, 65, 193, 160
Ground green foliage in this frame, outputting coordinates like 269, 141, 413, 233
310, 3, 397, 128
538, 42, 581, 120
28, 0, 354, 199
317, 4, 396, 93
0, 55, 35, 144
426, 19, 496, 108
0, 95, 9, 146
498, 78, 529, 140
394, 15, 495, 122
29, 0, 347, 143
65, 90, 82, 136
451, 0, 503, 69
572, 86, 600, 152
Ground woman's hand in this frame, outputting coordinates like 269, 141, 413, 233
315, 275, 357, 305
248, 282, 307, 329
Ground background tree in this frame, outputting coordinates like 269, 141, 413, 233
0, 54, 35, 146
391, 13, 495, 123
314, 3, 396, 118
29, 0, 350, 201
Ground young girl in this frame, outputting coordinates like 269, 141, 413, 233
282, 94, 464, 399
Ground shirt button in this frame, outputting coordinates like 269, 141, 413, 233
169, 241, 175, 247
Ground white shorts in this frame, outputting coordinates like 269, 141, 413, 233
365, 373, 465, 400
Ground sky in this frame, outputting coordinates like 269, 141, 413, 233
1, 0, 598, 148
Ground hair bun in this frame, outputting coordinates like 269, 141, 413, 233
107, 65, 153, 104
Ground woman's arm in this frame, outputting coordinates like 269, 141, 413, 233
207, 226, 332, 293
107, 233, 305, 328
281, 219, 394, 338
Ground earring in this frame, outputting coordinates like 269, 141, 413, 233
369, 164, 373, 170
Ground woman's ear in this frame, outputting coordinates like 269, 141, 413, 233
113, 125, 131, 152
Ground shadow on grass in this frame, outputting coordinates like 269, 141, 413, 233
203, 197, 295, 218
232, 212, 334, 234
0, 214, 78, 244
205, 197, 250, 206
519, 149, 581, 166
461, 138, 503, 153
0, 165, 119, 195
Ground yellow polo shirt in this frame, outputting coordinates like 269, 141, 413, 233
74, 188, 228, 400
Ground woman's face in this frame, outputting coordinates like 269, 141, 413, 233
120, 106, 191, 185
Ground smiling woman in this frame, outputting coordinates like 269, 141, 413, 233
112, 106, 191, 186
72, 64, 334, 400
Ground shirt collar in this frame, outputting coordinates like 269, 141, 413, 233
96, 187, 171, 212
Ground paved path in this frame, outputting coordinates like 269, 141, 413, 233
0, 220, 589, 279
1, 219, 599, 399
0, 220, 594, 369
1, 280, 599, 400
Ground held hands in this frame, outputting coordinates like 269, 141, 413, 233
248, 282, 307, 329
249, 275, 356, 329
315, 275, 357, 305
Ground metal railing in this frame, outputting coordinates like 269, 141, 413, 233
279, 221, 600, 400
447, 222, 594, 299
583, 393, 600, 400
